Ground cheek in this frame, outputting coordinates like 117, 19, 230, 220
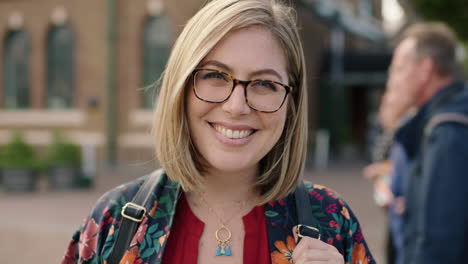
187, 90, 212, 122
389, 73, 409, 93
268, 104, 288, 140
405, 73, 421, 93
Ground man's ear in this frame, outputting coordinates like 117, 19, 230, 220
418, 57, 435, 84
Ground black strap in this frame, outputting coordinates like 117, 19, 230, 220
108, 171, 317, 262
108, 169, 163, 264
295, 182, 320, 240
295, 183, 314, 225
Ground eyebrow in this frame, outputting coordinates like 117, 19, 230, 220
199, 60, 284, 82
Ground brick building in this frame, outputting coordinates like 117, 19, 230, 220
0, 0, 389, 170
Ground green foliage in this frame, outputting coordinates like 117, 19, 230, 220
410, 0, 468, 41
0, 132, 38, 169
46, 132, 82, 167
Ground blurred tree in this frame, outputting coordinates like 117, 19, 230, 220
408, 0, 468, 41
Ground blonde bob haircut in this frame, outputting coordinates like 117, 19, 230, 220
153, 0, 308, 204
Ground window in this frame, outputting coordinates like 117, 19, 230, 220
359, 0, 375, 17
3, 30, 30, 109
46, 25, 74, 109
141, 15, 171, 108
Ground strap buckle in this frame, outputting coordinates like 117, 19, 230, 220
296, 224, 321, 240
121, 202, 146, 223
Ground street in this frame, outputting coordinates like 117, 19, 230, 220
0, 163, 386, 263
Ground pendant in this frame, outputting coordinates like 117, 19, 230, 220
215, 243, 232, 256
215, 225, 232, 256
225, 246, 232, 256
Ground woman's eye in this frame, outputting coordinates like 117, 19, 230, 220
253, 81, 277, 91
203, 72, 226, 80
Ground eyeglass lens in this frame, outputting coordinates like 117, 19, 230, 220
193, 69, 287, 112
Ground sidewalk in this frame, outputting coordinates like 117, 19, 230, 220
0, 163, 385, 264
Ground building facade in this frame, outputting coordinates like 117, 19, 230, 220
0, 0, 389, 170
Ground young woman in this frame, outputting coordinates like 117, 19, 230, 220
62, 0, 375, 263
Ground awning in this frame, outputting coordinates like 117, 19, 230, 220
301, 0, 386, 42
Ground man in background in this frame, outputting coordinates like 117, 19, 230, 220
363, 78, 413, 264
388, 22, 468, 264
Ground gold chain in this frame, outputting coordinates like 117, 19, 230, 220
198, 193, 249, 227
197, 192, 256, 256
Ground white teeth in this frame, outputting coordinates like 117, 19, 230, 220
213, 124, 253, 139
239, 130, 248, 138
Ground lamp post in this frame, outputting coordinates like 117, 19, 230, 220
329, 21, 347, 155
106, 0, 117, 166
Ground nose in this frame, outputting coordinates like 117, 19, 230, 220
221, 83, 251, 116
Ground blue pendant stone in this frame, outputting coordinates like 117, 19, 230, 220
225, 247, 232, 256
215, 246, 221, 256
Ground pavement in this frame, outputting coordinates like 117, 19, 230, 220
0, 162, 386, 264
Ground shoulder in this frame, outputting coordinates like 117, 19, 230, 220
75, 175, 149, 245
303, 183, 354, 231
89, 170, 173, 221
303, 182, 354, 231
64, 172, 175, 263
429, 83, 468, 137
304, 183, 347, 210
92, 175, 148, 218
426, 115, 468, 152
302, 183, 375, 263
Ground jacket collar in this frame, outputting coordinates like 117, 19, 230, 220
395, 81, 464, 159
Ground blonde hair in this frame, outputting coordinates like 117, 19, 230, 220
153, 0, 308, 204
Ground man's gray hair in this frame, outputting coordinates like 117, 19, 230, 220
401, 22, 460, 77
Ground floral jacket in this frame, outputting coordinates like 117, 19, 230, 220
62, 171, 375, 264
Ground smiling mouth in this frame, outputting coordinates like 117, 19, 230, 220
210, 123, 256, 139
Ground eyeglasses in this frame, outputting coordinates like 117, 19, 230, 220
191, 68, 293, 113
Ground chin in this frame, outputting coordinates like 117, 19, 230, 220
207, 155, 258, 174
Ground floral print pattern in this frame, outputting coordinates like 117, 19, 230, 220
79, 218, 99, 261
62, 173, 375, 264
351, 242, 369, 264
271, 236, 296, 264
267, 183, 375, 264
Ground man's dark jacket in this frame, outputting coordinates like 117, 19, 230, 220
395, 81, 468, 264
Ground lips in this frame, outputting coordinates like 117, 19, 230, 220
211, 123, 255, 139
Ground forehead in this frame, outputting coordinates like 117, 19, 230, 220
393, 38, 417, 66
201, 25, 288, 78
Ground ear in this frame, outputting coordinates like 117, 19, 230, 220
418, 57, 435, 84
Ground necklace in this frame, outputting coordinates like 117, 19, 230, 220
198, 193, 251, 257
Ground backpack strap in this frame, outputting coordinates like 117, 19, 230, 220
108, 169, 164, 264
420, 112, 468, 158
424, 112, 468, 137
295, 182, 320, 241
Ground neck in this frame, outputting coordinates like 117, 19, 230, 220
186, 167, 260, 209
202, 167, 259, 203
185, 168, 260, 226
417, 75, 454, 107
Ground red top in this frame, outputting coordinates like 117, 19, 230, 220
162, 193, 271, 264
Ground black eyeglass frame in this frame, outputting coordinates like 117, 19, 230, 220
191, 68, 293, 113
